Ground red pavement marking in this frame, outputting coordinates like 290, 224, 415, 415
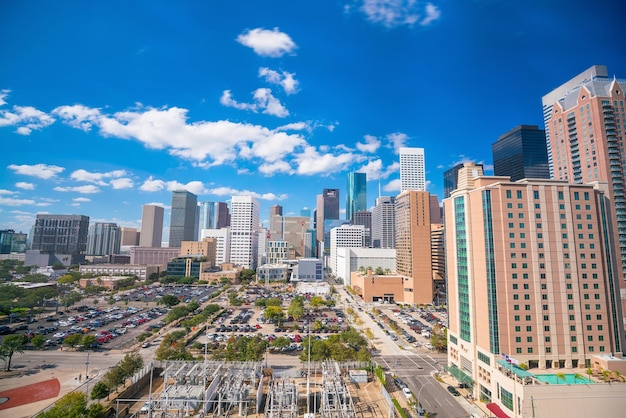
0, 378, 61, 411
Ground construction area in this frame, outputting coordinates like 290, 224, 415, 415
118, 360, 392, 418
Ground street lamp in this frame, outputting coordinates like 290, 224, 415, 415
416, 381, 434, 416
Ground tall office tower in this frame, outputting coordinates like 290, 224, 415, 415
300, 208, 311, 218
198, 201, 230, 230
444, 177, 626, 416
329, 224, 365, 278
492, 125, 550, 182
315, 189, 339, 249
269, 205, 283, 240
257, 227, 269, 265
200, 228, 230, 265
430, 223, 445, 304
169, 190, 198, 248
399, 147, 426, 192
444, 162, 485, 199
197, 201, 216, 231
139, 205, 164, 248
395, 191, 433, 304
372, 196, 396, 249
30, 214, 89, 264
543, 65, 626, 316
86, 222, 121, 256
429, 195, 442, 224
120, 227, 140, 246
346, 172, 367, 221
351, 210, 371, 248
304, 229, 316, 258
229, 195, 260, 269
10, 232, 27, 253
283, 216, 310, 258
0, 230, 14, 254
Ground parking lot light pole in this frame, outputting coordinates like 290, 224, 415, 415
85, 351, 90, 379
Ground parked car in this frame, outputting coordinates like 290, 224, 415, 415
447, 385, 460, 396
402, 387, 414, 399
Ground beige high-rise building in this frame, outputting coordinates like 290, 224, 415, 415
180, 238, 217, 267
395, 190, 434, 305
543, 65, 626, 324
120, 227, 140, 246
283, 216, 310, 258
139, 204, 164, 248
444, 176, 626, 417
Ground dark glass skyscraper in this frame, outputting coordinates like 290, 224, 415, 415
169, 190, 198, 248
346, 172, 367, 221
492, 125, 550, 182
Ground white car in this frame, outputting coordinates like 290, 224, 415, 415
53, 332, 66, 339
403, 387, 414, 399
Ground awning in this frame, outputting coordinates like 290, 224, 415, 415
486, 403, 511, 418
445, 364, 474, 385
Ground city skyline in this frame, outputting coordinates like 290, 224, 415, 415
1, 1, 624, 237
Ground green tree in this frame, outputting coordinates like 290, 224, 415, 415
270, 336, 290, 350
430, 323, 448, 352
264, 305, 285, 325
310, 296, 325, 309
0, 334, 28, 371
90, 382, 110, 401
64, 334, 83, 348
287, 298, 304, 321
240, 269, 256, 282
86, 403, 107, 418
31, 334, 46, 349
36, 391, 88, 418
160, 294, 180, 307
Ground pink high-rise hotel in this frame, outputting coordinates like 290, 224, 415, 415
445, 173, 626, 417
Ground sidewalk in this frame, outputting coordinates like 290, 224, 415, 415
435, 370, 492, 418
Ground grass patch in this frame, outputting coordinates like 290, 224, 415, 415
392, 399, 408, 418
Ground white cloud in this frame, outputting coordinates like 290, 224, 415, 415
139, 176, 166, 192
237, 28, 296, 57
0, 196, 36, 206
110, 178, 134, 189
0, 189, 17, 195
276, 122, 311, 132
383, 178, 401, 192
221, 88, 289, 118
8, 163, 65, 179
0, 103, 55, 135
53, 185, 100, 194
70, 168, 127, 185
73, 197, 91, 202
294, 146, 358, 175
357, 0, 441, 28
0, 89, 9, 106
356, 134, 381, 153
208, 186, 287, 201
52, 104, 102, 131
357, 159, 399, 180
258, 160, 293, 175
386, 132, 409, 153
259, 67, 299, 94
421, 3, 441, 26
15, 182, 35, 190
138, 177, 207, 195
220, 90, 257, 111
254, 88, 289, 117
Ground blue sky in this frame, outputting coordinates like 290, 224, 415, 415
1, 0, 625, 239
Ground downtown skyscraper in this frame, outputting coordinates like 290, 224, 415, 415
492, 125, 550, 182
399, 147, 426, 192
229, 195, 260, 269
169, 190, 197, 248
542, 65, 626, 316
346, 172, 366, 221
86, 222, 120, 256
139, 204, 164, 248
